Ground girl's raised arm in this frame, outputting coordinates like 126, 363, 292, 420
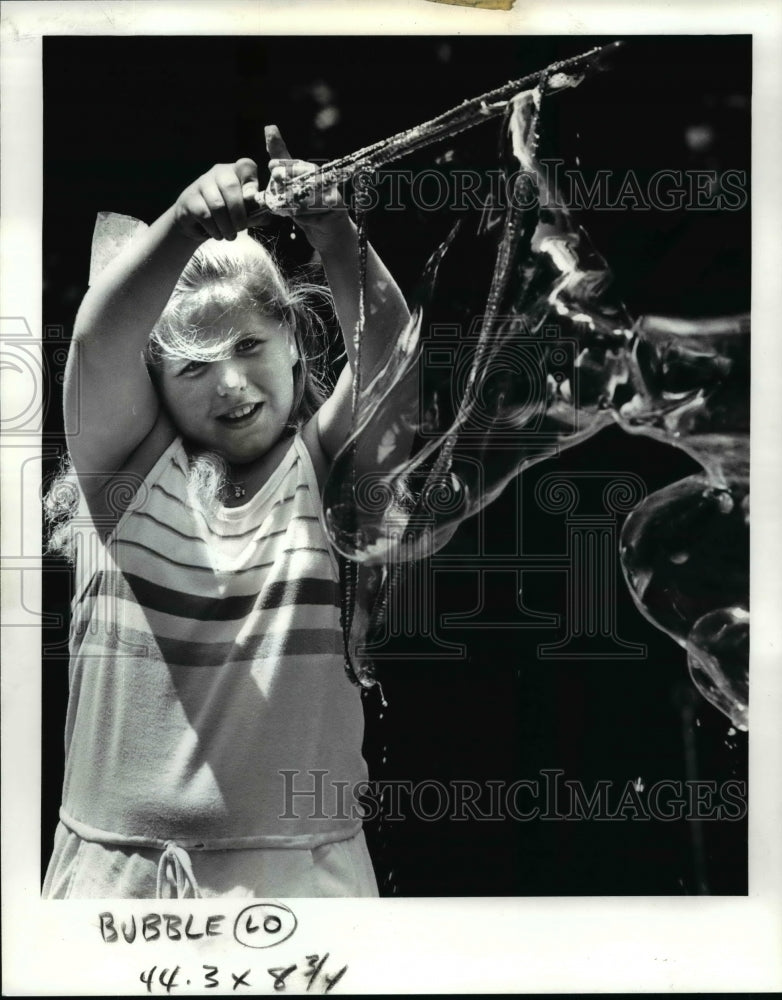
65, 159, 260, 493
263, 128, 411, 462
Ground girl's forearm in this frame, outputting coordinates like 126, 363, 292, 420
64, 206, 202, 457
313, 214, 410, 379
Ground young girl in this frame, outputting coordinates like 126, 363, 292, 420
43, 127, 410, 898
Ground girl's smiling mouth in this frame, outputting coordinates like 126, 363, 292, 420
216, 401, 263, 425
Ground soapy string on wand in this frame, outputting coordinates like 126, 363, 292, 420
247, 42, 622, 224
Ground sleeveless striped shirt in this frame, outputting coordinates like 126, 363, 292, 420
60, 434, 368, 850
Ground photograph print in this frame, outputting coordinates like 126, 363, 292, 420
40, 33, 750, 901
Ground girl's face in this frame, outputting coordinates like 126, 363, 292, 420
157, 307, 298, 466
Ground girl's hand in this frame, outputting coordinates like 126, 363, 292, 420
263, 125, 349, 252
173, 158, 260, 242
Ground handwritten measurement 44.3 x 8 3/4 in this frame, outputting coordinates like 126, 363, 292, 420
139, 956, 348, 994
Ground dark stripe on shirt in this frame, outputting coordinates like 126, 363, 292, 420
132, 510, 209, 544
132, 508, 320, 544
157, 628, 343, 666
123, 572, 258, 621
121, 572, 339, 621
113, 538, 276, 574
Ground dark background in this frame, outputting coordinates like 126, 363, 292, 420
43, 35, 750, 895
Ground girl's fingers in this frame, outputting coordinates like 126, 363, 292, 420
234, 156, 259, 186
270, 159, 315, 178
185, 199, 221, 241
271, 163, 298, 198
176, 161, 261, 241
199, 178, 236, 240
265, 124, 292, 161
269, 159, 338, 212
270, 164, 290, 184
260, 132, 341, 216
175, 150, 341, 239
235, 157, 261, 212
214, 165, 248, 235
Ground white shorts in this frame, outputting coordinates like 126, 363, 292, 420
43, 822, 379, 899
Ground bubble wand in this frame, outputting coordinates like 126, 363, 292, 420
246, 41, 622, 221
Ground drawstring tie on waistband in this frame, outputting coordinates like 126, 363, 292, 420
156, 841, 203, 899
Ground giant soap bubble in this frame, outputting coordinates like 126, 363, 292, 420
264, 47, 751, 726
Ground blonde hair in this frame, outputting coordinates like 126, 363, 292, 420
43, 460, 81, 563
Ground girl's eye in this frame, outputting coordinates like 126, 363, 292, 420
178, 359, 206, 376
235, 337, 263, 354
